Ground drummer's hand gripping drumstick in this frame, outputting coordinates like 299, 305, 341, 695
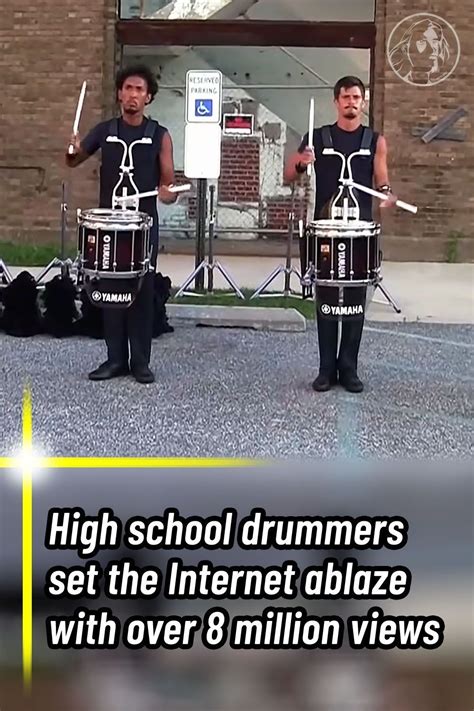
339, 179, 418, 214
68, 81, 87, 155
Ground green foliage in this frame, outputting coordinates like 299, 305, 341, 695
445, 231, 465, 263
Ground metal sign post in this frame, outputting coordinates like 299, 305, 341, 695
195, 178, 207, 292
175, 183, 244, 299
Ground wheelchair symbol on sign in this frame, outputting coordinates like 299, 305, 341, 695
195, 99, 213, 117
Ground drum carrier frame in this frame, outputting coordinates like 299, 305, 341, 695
300, 126, 402, 313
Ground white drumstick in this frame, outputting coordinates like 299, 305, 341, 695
115, 184, 192, 203
307, 98, 315, 177
340, 179, 418, 214
168, 183, 192, 194
68, 81, 87, 155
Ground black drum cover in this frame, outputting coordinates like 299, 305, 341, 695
83, 276, 144, 310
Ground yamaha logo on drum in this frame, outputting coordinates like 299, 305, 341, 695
321, 304, 364, 317
102, 233, 112, 270
103, 292, 132, 304
91, 290, 132, 305
337, 242, 347, 279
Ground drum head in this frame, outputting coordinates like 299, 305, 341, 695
309, 219, 380, 237
78, 208, 152, 231
311, 219, 378, 228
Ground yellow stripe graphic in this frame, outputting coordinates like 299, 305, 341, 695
0, 387, 260, 690
22, 387, 33, 691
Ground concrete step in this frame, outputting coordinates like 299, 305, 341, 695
167, 303, 306, 332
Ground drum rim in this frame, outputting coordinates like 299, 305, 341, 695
308, 226, 380, 238
79, 221, 152, 231
315, 277, 380, 286
78, 208, 153, 227
307, 219, 380, 236
82, 268, 149, 279
308, 219, 380, 228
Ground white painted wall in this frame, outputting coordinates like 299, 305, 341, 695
122, 0, 375, 21
245, 0, 375, 22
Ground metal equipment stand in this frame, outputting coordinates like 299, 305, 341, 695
36, 182, 74, 285
0, 260, 13, 285
372, 278, 402, 313
175, 183, 244, 299
250, 183, 302, 299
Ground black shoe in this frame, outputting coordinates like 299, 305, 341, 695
312, 372, 337, 392
88, 361, 129, 381
132, 365, 155, 384
339, 371, 364, 393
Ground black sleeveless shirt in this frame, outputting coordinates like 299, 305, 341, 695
82, 116, 168, 241
299, 123, 378, 221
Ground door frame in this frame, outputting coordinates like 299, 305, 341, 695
116, 19, 376, 124
117, 19, 375, 49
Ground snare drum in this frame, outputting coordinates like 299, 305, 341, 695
77, 208, 152, 279
305, 219, 381, 286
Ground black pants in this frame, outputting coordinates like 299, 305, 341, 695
315, 285, 367, 376
103, 241, 158, 369
103, 272, 154, 368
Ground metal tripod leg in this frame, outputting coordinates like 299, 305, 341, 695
251, 183, 303, 299
250, 264, 302, 299
301, 263, 315, 300
174, 260, 208, 297
212, 261, 245, 299
175, 260, 245, 299
176, 182, 245, 299
35, 258, 73, 285
373, 280, 402, 314
0, 259, 13, 285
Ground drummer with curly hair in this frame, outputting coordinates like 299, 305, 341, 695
66, 64, 177, 384
285, 76, 397, 393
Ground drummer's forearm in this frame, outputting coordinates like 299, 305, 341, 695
373, 155, 389, 187
374, 169, 390, 189
373, 135, 390, 188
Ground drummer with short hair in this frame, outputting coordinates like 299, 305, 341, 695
66, 64, 177, 384
284, 76, 397, 393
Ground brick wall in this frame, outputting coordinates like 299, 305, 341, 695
1, 2, 473, 261
373, 0, 474, 260
218, 138, 260, 202
0, 0, 117, 246
266, 196, 309, 231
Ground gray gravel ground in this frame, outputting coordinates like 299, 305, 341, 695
0, 321, 472, 459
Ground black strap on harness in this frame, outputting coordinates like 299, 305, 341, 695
321, 124, 374, 151
360, 126, 374, 150
107, 117, 158, 140
321, 125, 333, 149
109, 118, 119, 136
